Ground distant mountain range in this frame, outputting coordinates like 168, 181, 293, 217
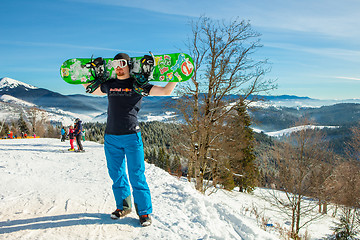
0, 77, 105, 113
0, 77, 180, 125
1, 77, 359, 132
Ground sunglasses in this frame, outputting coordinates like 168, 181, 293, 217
112, 59, 128, 68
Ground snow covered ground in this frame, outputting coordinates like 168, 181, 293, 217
0, 138, 339, 239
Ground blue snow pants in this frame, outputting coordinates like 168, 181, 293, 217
104, 133, 152, 216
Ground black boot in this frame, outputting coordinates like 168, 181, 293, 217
139, 214, 152, 227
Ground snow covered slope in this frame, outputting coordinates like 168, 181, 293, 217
0, 138, 280, 240
0, 94, 36, 107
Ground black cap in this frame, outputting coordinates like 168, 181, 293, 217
114, 53, 130, 61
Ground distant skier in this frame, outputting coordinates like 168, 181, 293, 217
83, 52, 177, 227
74, 118, 84, 152
61, 127, 66, 142
68, 126, 75, 151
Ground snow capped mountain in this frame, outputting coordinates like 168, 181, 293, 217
0, 77, 107, 125
0, 77, 104, 113
0, 77, 38, 90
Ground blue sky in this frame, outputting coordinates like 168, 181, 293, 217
1, 0, 360, 99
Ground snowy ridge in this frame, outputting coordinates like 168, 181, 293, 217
0, 94, 36, 107
0, 99, 88, 127
0, 77, 38, 90
253, 125, 340, 137
248, 98, 360, 109
138, 111, 177, 122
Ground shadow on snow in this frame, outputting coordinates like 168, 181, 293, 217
0, 213, 140, 234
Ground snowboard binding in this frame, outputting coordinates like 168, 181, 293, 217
132, 52, 155, 96
141, 54, 155, 79
83, 56, 108, 93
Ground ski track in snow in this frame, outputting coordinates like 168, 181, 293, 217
0, 138, 280, 239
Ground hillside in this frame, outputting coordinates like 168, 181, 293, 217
249, 103, 360, 132
0, 138, 282, 239
0, 138, 343, 239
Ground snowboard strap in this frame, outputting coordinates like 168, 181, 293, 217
86, 80, 102, 93
85, 56, 107, 80
132, 53, 155, 96
83, 56, 109, 93
140, 54, 155, 79
133, 74, 150, 96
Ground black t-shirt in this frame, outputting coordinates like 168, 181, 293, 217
100, 77, 153, 135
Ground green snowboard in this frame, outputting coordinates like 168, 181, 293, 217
60, 53, 194, 84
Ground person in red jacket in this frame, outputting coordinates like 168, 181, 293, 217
68, 126, 75, 151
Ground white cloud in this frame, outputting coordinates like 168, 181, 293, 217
265, 42, 360, 62
70, 0, 360, 39
335, 76, 360, 81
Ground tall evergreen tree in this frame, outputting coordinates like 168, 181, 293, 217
223, 101, 259, 192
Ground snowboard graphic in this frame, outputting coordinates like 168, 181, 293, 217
60, 53, 194, 84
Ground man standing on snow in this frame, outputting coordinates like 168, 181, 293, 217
84, 53, 177, 227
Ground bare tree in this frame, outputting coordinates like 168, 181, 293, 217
268, 118, 330, 238
27, 107, 48, 136
346, 124, 360, 162
325, 161, 360, 208
176, 16, 276, 192
324, 161, 360, 239
324, 124, 360, 238
310, 162, 333, 214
